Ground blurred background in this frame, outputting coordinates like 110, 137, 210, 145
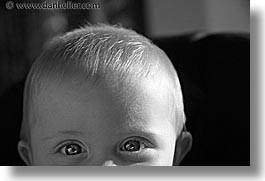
0, 0, 249, 165
0, 0, 249, 95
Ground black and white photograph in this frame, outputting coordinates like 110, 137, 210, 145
0, 0, 250, 167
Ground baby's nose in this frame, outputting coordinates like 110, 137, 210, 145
101, 160, 117, 166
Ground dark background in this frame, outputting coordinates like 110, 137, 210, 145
0, 0, 249, 165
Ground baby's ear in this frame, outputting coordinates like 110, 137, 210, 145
173, 131, 192, 166
17, 140, 32, 166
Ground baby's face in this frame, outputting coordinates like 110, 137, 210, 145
29, 73, 178, 166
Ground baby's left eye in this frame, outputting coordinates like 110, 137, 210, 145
119, 137, 152, 152
121, 140, 141, 152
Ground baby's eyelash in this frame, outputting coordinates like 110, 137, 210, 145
55, 140, 87, 155
119, 137, 153, 152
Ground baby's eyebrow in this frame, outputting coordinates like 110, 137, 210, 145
42, 130, 85, 141
118, 129, 164, 143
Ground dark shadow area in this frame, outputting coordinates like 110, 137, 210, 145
153, 32, 250, 166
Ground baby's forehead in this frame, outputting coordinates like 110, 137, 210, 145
32, 48, 179, 125
31, 69, 178, 133
38, 63, 173, 101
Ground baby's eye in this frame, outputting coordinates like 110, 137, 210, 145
58, 142, 86, 156
121, 140, 141, 152
119, 137, 152, 152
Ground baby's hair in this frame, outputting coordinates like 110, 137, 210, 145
21, 24, 186, 144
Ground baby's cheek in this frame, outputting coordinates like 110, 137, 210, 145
30, 141, 53, 165
131, 145, 175, 166
156, 149, 175, 165
132, 154, 174, 166
156, 139, 176, 165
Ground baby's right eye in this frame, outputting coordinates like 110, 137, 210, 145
60, 143, 83, 155
57, 141, 87, 156
52, 140, 89, 165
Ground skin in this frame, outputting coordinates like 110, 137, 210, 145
18, 51, 192, 166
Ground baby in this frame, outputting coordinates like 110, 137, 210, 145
18, 25, 192, 166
